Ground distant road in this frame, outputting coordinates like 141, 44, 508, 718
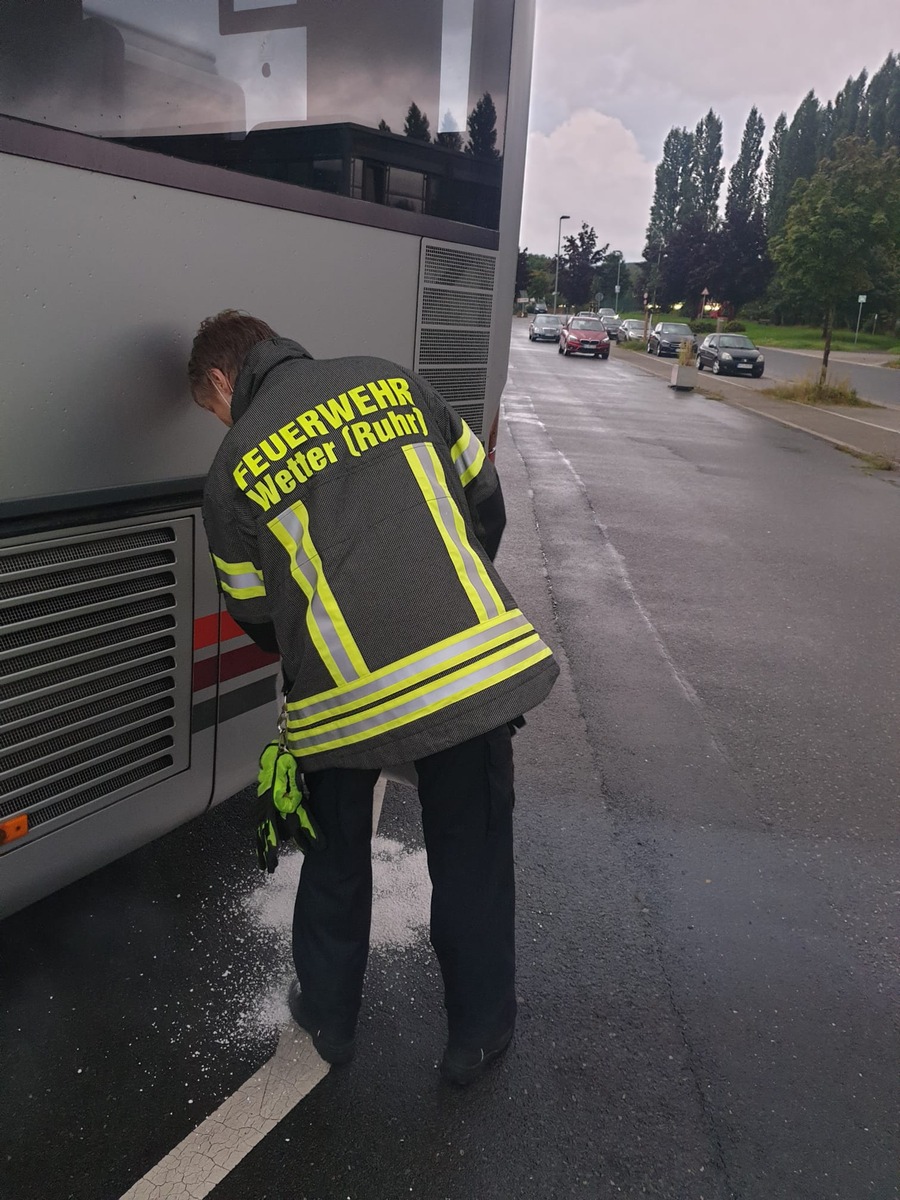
759, 345, 900, 407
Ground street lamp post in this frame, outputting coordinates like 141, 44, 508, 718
553, 215, 570, 313
614, 253, 622, 314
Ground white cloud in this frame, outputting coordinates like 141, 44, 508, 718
519, 109, 655, 260
523, 0, 898, 257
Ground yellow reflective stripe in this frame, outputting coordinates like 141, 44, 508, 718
285, 636, 552, 756
211, 555, 266, 599
458, 440, 485, 487
267, 501, 368, 687
404, 443, 505, 623
286, 609, 525, 712
449, 421, 486, 487
286, 611, 534, 730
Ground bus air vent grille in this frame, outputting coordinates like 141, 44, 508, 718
423, 246, 496, 291
418, 329, 491, 366
420, 288, 494, 328
0, 595, 174, 654
416, 242, 496, 438
0, 519, 193, 843
26, 758, 175, 831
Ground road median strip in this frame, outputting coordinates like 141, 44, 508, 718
624, 352, 900, 467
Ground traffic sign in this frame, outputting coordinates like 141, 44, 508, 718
858, 294, 867, 304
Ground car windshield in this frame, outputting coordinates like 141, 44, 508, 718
660, 324, 693, 334
571, 319, 602, 330
719, 335, 755, 348
535, 316, 560, 326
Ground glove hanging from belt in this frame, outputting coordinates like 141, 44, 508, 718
255, 740, 324, 873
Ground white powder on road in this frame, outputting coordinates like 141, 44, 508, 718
243, 836, 431, 951
231, 836, 432, 1039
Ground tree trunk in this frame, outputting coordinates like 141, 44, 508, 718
819, 306, 834, 390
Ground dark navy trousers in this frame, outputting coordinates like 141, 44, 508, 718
292, 725, 517, 1046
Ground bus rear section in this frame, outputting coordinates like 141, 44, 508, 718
0, 0, 535, 916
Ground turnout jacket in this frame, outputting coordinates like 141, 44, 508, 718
202, 338, 558, 770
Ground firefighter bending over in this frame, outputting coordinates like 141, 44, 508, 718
189, 309, 558, 1086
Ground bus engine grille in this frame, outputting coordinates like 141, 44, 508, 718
0, 520, 194, 841
415, 241, 497, 437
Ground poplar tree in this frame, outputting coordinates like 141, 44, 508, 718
722, 107, 769, 307
690, 109, 725, 229
763, 112, 788, 235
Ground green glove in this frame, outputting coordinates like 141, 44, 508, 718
255, 742, 324, 873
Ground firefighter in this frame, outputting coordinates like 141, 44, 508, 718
189, 310, 558, 1085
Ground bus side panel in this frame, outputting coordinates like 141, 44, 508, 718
0, 152, 423, 506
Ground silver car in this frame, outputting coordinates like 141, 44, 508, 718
529, 314, 563, 342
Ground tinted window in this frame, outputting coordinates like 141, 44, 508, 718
535, 316, 559, 326
0, 0, 513, 229
720, 336, 755, 348
571, 319, 601, 330
660, 323, 693, 334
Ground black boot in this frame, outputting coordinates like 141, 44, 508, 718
287, 980, 356, 1066
440, 1025, 515, 1086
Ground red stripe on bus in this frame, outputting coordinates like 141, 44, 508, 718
192, 643, 280, 692
193, 611, 248, 650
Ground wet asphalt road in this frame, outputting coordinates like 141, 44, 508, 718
3, 324, 899, 1200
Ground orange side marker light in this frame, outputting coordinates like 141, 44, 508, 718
0, 814, 28, 845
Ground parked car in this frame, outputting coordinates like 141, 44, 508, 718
647, 321, 697, 357
616, 319, 646, 343
529, 314, 563, 342
600, 315, 623, 339
533, 302, 548, 314
697, 334, 765, 377
558, 316, 610, 358
598, 307, 618, 319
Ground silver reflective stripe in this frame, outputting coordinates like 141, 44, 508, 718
287, 610, 532, 728
406, 443, 503, 621
271, 507, 365, 684
286, 635, 551, 754
212, 556, 265, 598
451, 423, 486, 486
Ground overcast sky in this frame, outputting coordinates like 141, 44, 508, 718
519, 0, 898, 261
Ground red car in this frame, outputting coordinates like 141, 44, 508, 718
558, 316, 610, 359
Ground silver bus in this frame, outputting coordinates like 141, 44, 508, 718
0, 0, 535, 916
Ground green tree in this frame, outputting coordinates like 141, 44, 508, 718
771, 138, 900, 385
867, 54, 900, 150
645, 126, 694, 252
722, 106, 770, 308
763, 112, 789, 236
559, 223, 608, 308
515, 248, 530, 300
465, 93, 500, 159
690, 109, 725, 229
403, 102, 431, 142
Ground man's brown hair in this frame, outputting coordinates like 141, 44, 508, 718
187, 309, 278, 397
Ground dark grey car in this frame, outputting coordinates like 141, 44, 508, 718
529, 314, 563, 342
647, 321, 697, 357
697, 333, 765, 377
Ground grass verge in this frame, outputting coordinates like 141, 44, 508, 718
737, 322, 900, 354
835, 446, 895, 471
763, 379, 878, 407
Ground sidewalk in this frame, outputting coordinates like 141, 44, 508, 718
628, 353, 900, 466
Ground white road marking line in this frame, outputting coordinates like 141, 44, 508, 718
120, 780, 392, 1200
118, 1026, 328, 1200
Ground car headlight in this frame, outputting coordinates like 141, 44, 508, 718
567, 336, 579, 344
757, 355, 765, 363
720, 352, 733, 361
